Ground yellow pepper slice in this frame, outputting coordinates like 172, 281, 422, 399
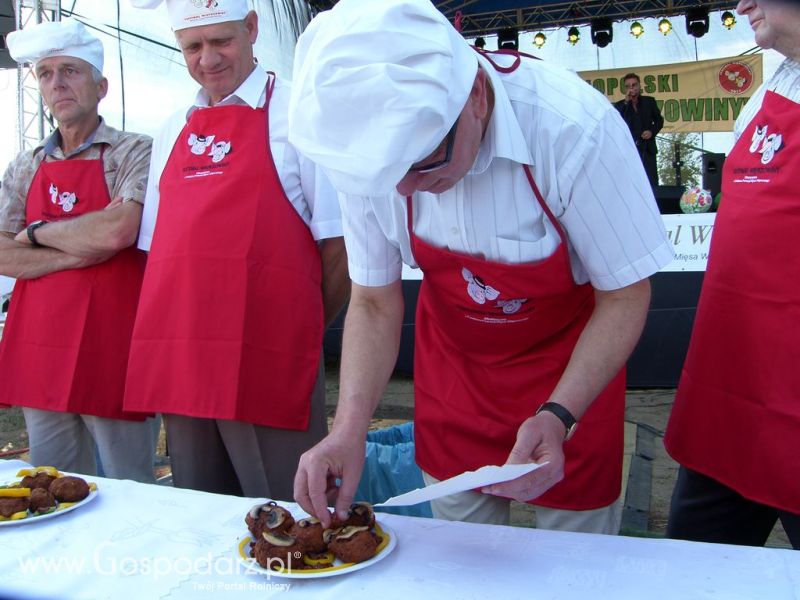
303, 551, 335, 567
0, 510, 29, 521
0, 487, 31, 498
15, 466, 60, 478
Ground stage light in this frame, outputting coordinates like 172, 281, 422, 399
567, 26, 580, 45
533, 32, 546, 48
658, 18, 673, 35
721, 11, 736, 30
630, 21, 644, 38
497, 27, 519, 50
686, 7, 710, 38
590, 18, 613, 48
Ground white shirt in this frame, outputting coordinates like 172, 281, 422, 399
734, 58, 800, 141
138, 67, 342, 251
340, 53, 673, 291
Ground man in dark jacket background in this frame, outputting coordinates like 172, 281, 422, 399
615, 73, 664, 189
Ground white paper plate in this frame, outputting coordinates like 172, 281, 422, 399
0, 482, 98, 527
237, 521, 396, 579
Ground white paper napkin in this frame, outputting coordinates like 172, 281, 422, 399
375, 462, 546, 507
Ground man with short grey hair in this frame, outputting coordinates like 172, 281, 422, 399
0, 19, 155, 482
124, 0, 347, 499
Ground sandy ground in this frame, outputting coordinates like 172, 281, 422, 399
0, 361, 790, 548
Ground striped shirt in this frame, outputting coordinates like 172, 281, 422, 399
734, 58, 800, 141
0, 119, 151, 234
340, 52, 673, 291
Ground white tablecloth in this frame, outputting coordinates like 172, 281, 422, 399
2, 460, 799, 600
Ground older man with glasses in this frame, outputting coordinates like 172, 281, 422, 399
289, 0, 672, 534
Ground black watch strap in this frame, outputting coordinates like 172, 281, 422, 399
26, 220, 47, 246
536, 402, 578, 440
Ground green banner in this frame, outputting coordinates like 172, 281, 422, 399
579, 55, 764, 133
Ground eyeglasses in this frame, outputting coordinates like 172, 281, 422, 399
408, 116, 460, 174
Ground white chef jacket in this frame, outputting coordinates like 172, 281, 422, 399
734, 58, 800, 141
138, 66, 342, 251
340, 52, 673, 291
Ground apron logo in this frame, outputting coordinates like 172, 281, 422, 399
48, 183, 78, 213
496, 298, 528, 315
188, 133, 232, 163
749, 125, 784, 165
461, 268, 529, 314
209, 140, 232, 163
462, 267, 500, 304
191, 0, 218, 8
188, 133, 215, 155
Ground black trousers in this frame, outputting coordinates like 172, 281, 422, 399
640, 148, 658, 189
668, 466, 800, 549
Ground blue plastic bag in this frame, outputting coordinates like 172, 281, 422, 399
354, 422, 432, 518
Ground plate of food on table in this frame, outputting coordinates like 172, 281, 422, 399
0, 466, 98, 525
236, 501, 396, 578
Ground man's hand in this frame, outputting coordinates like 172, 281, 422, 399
481, 411, 566, 501
641, 130, 653, 140
294, 431, 367, 528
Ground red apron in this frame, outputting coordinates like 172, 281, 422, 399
665, 91, 800, 513
124, 75, 323, 430
0, 148, 147, 420
410, 165, 625, 510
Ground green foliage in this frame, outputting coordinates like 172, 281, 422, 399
656, 132, 703, 187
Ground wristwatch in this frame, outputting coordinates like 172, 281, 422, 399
26, 220, 47, 246
536, 402, 578, 441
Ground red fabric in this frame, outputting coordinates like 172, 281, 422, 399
409, 164, 624, 511
0, 149, 147, 420
124, 78, 323, 430
665, 91, 800, 513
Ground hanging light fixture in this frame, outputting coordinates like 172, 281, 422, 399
533, 32, 546, 48
590, 18, 613, 48
630, 21, 644, 38
658, 18, 673, 35
721, 11, 736, 30
567, 26, 580, 45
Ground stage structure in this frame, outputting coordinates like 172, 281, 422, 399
306, 0, 740, 39
11, 0, 60, 153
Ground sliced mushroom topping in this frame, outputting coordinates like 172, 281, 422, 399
335, 526, 369, 540
247, 500, 278, 520
262, 531, 297, 547
322, 527, 341, 544
265, 506, 287, 529
297, 517, 321, 528
349, 502, 374, 520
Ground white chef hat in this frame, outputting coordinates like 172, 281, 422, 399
6, 19, 104, 73
129, 0, 251, 31
288, 0, 478, 196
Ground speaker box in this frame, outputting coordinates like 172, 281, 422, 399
701, 153, 725, 198
497, 28, 518, 51
653, 185, 684, 214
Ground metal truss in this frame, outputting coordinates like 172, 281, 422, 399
15, 0, 60, 153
